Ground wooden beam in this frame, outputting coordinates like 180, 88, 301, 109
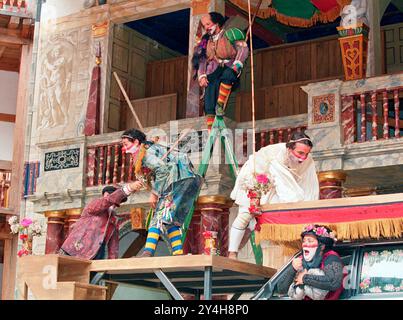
21, 18, 33, 39
0, 160, 12, 171
261, 192, 403, 212
0, 32, 28, 45
225, 2, 284, 46
9, 43, 31, 214
8, 16, 20, 30
110, 0, 191, 25
0, 112, 16, 123
90, 254, 276, 278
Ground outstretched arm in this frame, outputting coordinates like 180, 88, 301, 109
86, 182, 142, 215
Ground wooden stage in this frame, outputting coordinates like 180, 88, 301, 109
17, 254, 276, 300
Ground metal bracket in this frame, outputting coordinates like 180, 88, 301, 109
153, 269, 184, 300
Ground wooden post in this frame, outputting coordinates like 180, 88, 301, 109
383, 90, 389, 139
371, 91, 377, 140
394, 89, 400, 138
44, 211, 66, 254
360, 93, 367, 142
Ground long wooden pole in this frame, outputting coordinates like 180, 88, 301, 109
247, 0, 257, 174
113, 71, 144, 131
161, 127, 192, 160
245, 0, 263, 42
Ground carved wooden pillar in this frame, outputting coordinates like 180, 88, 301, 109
183, 208, 201, 255
64, 208, 82, 241
318, 171, 347, 199
195, 195, 232, 257
44, 210, 66, 254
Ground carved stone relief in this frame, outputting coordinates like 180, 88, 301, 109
37, 37, 74, 129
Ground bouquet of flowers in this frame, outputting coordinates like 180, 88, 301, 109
240, 173, 272, 215
8, 216, 44, 257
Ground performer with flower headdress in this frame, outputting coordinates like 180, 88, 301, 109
120, 128, 202, 257
277, 224, 345, 300
228, 131, 319, 259
192, 12, 249, 131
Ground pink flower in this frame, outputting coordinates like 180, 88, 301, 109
20, 218, 32, 227
316, 227, 326, 236
256, 174, 269, 185
304, 224, 315, 232
17, 248, 29, 257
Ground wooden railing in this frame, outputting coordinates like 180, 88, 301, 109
86, 142, 134, 187
122, 93, 177, 129
86, 115, 308, 186
341, 86, 402, 144
0, 0, 29, 13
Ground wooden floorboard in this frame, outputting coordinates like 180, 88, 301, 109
90, 254, 276, 278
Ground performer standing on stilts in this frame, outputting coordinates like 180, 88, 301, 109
121, 129, 202, 257
192, 12, 249, 131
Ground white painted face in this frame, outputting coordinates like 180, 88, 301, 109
302, 235, 319, 262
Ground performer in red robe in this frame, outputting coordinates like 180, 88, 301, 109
60, 181, 143, 260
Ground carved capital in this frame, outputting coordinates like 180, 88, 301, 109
197, 195, 233, 208
318, 170, 347, 183
44, 210, 66, 219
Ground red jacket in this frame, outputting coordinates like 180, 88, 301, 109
61, 189, 127, 259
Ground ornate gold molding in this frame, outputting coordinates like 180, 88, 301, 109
65, 208, 82, 216
197, 195, 233, 207
44, 210, 66, 219
318, 170, 347, 183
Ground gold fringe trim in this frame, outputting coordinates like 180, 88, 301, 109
255, 217, 403, 244
228, 0, 272, 19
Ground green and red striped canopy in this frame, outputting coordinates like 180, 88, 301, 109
229, 0, 351, 27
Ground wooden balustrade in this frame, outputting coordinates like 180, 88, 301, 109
0, 169, 11, 208
0, 0, 28, 12
86, 143, 133, 187
240, 125, 307, 163
342, 87, 402, 144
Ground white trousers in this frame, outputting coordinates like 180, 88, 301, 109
228, 205, 256, 253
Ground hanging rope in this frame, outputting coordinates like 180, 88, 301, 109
247, 0, 257, 176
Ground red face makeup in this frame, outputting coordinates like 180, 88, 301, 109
290, 143, 311, 162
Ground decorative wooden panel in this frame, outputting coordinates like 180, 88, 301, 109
108, 25, 182, 131
383, 23, 403, 74
146, 56, 188, 119
124, 93, 177, 129
234, 36, 343, 121
234, 82, 309, 122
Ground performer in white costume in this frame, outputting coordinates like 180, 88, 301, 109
228, 132, 319, 259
